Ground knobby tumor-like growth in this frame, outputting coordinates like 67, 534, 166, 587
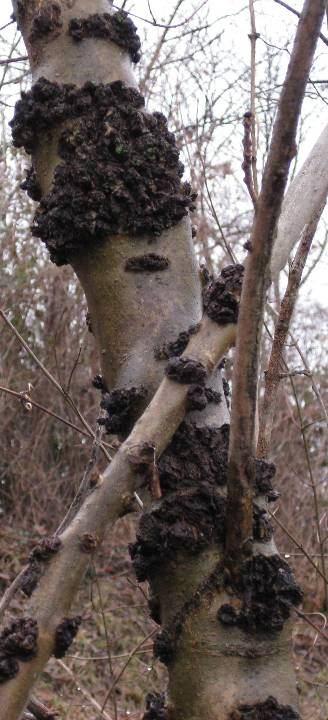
229, 695, 300, 720
0, 618, 38, 683
68, 11, 141, 64
217, 554, 303, 634
20, 535, 62, 597
203, 264, 244, 324
125, 254, 170, 272
53, 616, 82, 658
11, 79, 196, 264
165, 357, 207, 384
142, 692, 170, 720
29, 1, 62, 43
154, 323, 200, 360
98, 385, 148, 436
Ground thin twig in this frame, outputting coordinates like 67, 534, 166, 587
257, 213, 323, 458
92, 563, 118, 720
242, 111, 258, 210
0, 56, 28, 65
226, 0, 326, 567
268, 509, 328, 584
288, 374, 328, 610
0, 310, 111, 462
0, 385, 114, 450
273, 0, 328, 47
56, 660, 114, 720
248, 0, 259, 197
293, 607, 328, 642
100, 629, 157, 713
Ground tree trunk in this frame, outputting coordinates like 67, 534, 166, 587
2, 0, 323, 718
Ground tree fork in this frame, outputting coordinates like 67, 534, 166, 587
2, 1, 325, 719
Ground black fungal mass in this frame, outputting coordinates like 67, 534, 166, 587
68, 11, 141, 64
254, 460, 280, 502
21, 165, 42, 201
29, 1, 62, 42
186, 384, 222, 411
142, 692, 169, 720
154, 324, 200, 360
203, 264, 244, 324
29, 535, 61, 561
217, 554, 303, 634
158, 421, 229, 494
0, 617, 38, 683
230, 695, 300, 720
54, 616, 82, 658
125, 254, 170, 272
11, 78, 196, 265
165, 357, 207, 384
98, 385, 148, 436
21, 536, 61, 598
130, 487, 227, 583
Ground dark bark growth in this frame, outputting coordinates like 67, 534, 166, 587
68, 11, 141, 64
203, 264, 244, 324
165, 357, 207, 384
0, 618, 38, 683
154, 323, 200, 360
53, 616, 82, 659
11, 78, 196, 264
217, 555, 303, 633
124, 254, 170, 272
29, 1, 62, 43
98, 385, 148, 436
229, 695, 300, 719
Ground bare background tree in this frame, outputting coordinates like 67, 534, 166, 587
0, 1, 327, 719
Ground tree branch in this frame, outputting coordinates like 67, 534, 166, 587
225, 0, 326, 568
0, 317, 236, 720
271, 123, 328, 279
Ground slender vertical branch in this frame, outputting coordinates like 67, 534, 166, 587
248, 0, 259, 197
225, 0, 326, 568
257, 205, 325, 459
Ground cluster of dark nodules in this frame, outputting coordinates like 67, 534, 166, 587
0, 617, 38, 684
68, 11, 142, 64
125, 254, 170, 272
165, 357, 207, 385
20, 535, 62, 598
142, 692, 169, 720
21, 165, 42, 201
217, 554, 303, 634
29, 1, 62, 42
229, 695, 300, 720
154, 324, 200, 360
158, 421, 229, 494
186, 384, 221, 411
130, 487, 227, 582
11, 78, 196, 265
98, 385, 148, 437
254, 460, 280, 502
53, 616, 82, 658
203, 264, 244, 324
